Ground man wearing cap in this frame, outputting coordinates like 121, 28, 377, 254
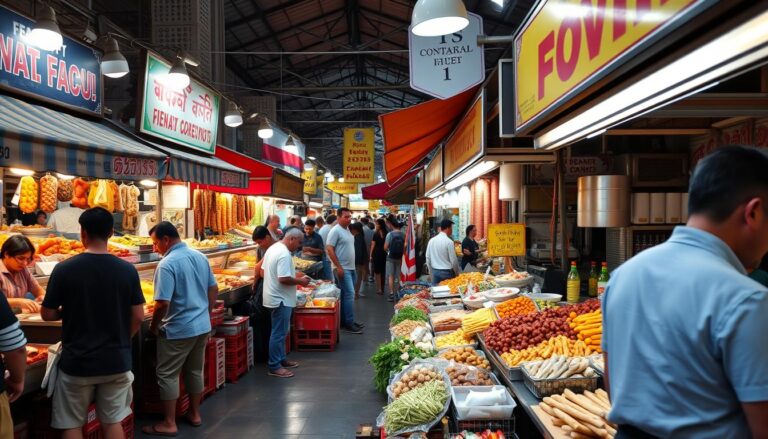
426, 219, 460, 286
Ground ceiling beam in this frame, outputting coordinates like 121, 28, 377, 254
225, 0, 309, 28
228, 7, 346, 51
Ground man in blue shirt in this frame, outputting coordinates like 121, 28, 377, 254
603, 146, 768, 438
144, 222, 218, 437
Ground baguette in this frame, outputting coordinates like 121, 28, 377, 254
545, 396, 605, 429
595, 388, 611, 403
583, 390, 611, 412
564, 389, 608, 418
552, 407, 593, 435
570, 432, 596, 439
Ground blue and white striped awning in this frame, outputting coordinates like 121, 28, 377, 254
0, 94, 166, 180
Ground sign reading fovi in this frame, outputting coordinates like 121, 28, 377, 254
343, 128, 375, 183
140, 53, 220, 154
0, 5, 102, 115
515, 0, 704, 132
487, 223, 526, 257
444, 94, 484, 179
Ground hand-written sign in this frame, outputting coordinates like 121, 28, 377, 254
487, 223, 526, 257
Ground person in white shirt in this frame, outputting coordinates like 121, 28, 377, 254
426, 219, 460, 286
47, 205, 85, 234
261, 228, 310, 378
326, 208, 363, 334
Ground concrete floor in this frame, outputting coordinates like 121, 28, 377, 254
137, 284, 391, 439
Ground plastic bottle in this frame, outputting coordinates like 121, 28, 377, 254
588, 262, 598, 297
567, 261, 580, 304
597, 262, 610, 297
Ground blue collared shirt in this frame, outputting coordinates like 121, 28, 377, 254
154, 242, 217, 339
603, 226, 768, 438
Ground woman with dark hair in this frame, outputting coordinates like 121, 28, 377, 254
350, 223, 369, 299
369, 218, 388, 295
461, 225, 479, 271
0, 235, 45, 312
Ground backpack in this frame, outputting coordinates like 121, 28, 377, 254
388, 232, 405, 260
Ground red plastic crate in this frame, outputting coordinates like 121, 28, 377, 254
293, 329, 337, 351
217, 316, 249, 336
203, 337, 225, 397
222, 331, 247, 354
293, 302, 338, 331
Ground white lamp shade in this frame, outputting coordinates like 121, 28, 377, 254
101, 38, 129, 78
411, 0, 469, 37
499, 163, 522, 200
28, 6, 63, 51
258, 118, 273, 139
164, 59, 190, 90
224, 102, 243, 127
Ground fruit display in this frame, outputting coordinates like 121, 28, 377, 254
495, 296, 537, 318
119, 184, 140, 231
439, 272, 488, 294
383, 380, 448, 435
439, 347, 490, 369
390, 364, 442, 398
369, 338, 436, 393
435, 328, 475, 349
71, 178, 90, 209
539, 389, 616, 438
461, 307, 498, 336
292, 257, 316, 271
500, 336, 591, 367
445, 363, 495, 386
569, 309, 603, 354
19, 176, 38, 214
56, 179, 73, 202
39, 174, 58, 213
391, 306, 429, 326
523, 356, 596, 380
430, 309, 469, 332
36, 237, 85, 257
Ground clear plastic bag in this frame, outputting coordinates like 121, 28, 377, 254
313, 284, 340, 299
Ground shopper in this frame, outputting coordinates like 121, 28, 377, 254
370, 218, 388, 296
42, 207, 144, 439
384, 220, 405, 302
361, 217, 374, 283
47, 204, 85, 234
262, 229, 310, 378
0, 294, 25, 439
603, 146, 768, 438
0, 235, 45, 313
318, 215, 337, 281
300, 219, 324, 262
351, 223, 369, 299
326, 208, 363, 334
426, 219, 459, 286
282, 215, 302, 234
36, 211, 48, 226
315, 216, 325, 231
144, 222, 217, 436
461, 225, 480, 271
265, 214, 282, 241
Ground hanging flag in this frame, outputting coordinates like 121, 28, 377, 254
401, 214, 417, 283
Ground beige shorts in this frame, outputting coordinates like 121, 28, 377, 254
157, 333, 209, 401
52, 370, 133, 429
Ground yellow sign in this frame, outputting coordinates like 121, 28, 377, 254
302, 168, 317, 194
425, 148, 443, 193
327, 181, 359, 194
487, 223, 526, 257
444, 95, 483, 179
343, 128, 375, 183
369, 200, 381, 211
515, 0, 699, 132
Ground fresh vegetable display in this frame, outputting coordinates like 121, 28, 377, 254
457, 280, 499, 296
445, 363, 495, 386
569, 309, 603, 354
501, 336, 591, 367
539, 389, 616, 438
390, 364, 441, 398
369, 338, 435, 393
495, 296, 537, 318
383, 380, 448, 435
390, 306, 429, 326
439, 347, 490, 369
461, 307, 498, 336
435, 328, 475, 349
524, 356, 596, 380
19, 176, 38, 214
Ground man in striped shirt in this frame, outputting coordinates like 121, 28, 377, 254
0, 294, 27, 438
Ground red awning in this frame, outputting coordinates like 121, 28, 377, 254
379, 87, 479, 184
191, 146, 274, 195
362, 168, 421, 200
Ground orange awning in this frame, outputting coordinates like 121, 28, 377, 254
379, 87, 479, 183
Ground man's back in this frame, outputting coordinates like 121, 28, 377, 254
43, 253, 143, 376
604, 226, 768, 438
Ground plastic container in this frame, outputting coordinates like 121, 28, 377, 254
451, 386, 516, 421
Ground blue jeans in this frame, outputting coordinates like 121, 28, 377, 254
322, 255, 333, 281
336, 269, 357, 327
268, 303, 293, 371
432, 269, 456, 286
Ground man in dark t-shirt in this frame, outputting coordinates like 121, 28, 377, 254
300, 219, 324, 262
42, 207, 145, 437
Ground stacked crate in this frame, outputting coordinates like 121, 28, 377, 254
218, 316, 249, 382
292, 300, 339, 351
203, 337, 225, 397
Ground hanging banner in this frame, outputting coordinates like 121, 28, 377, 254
139, 52, 220, 154
327, 181, 358, 194
515, 0, 709, 133
314, 175, 325, 197
444, 94, 484, 179
302, 168, 317, 194
263, 126, 305, 177
0, 4, 102, 115
487, 223, 526, 257
343, 128, 375, 183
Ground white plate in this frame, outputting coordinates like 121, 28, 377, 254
462, 294, 487, 309
483, 287, 520, 302
529, 293, 563, 302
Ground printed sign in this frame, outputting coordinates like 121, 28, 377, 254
425, 148, 443, 193
327, 181, 358, 194
444, 94, 484, 179
564, 157, 608, 178
487, 223, 526, 257
0, 5, 102, 114
272, 172, 303, 201
322, 188, 332, 206
302, 168, 317, 194
111, 157, 160, 179
343, 128, 375, 183
515, 0, 705, 132
409, 12, 485, 100
139, 52, 220, 154
369, 200, 381, 211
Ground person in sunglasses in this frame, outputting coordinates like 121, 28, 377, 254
0, 235, 45, 313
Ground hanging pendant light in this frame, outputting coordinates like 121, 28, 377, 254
224, 101, 243, 127
258, 117, 274, 139
29, 5, 63, 51
411, 0, 469, 37
286, 134, 296, 147
101, 36, 130, 78
164, 57, 190, 90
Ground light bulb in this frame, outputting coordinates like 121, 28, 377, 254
164, 58, 190, 90
101, 36, 129, 78
28, 6, 63, 51
411, 0, 469, 37
224, 101, 243, 127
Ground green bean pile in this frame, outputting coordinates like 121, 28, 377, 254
384, 380, 448, 434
